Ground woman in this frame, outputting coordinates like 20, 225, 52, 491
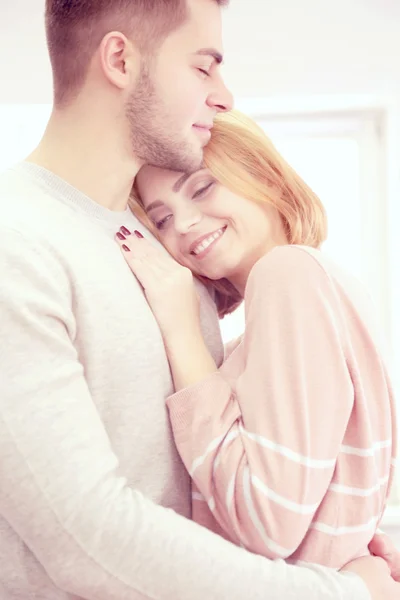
115, 110, 397, 568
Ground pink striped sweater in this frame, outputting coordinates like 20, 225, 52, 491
166, 245, 397, 568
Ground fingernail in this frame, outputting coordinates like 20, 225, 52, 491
117, 232, 126, 241
134, 230, 144, 239
122, 244, 130, 252
121, 226, 131, 236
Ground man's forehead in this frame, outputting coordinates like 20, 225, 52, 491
178, 0, 223, 44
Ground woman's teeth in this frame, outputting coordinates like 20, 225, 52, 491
192, 228, 225, 256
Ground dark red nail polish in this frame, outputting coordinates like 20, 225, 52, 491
121, 226, 131, 236
117, 232, 126, 241
134, 230, 144, 239
122, 244, 130, 252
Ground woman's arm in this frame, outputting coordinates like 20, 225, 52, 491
166, 247, 355, 558
116, 235, 400, 597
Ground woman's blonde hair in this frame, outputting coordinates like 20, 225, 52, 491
130, 109, 328, 318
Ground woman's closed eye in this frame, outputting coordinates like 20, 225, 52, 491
192, 181, 215, 200
153, 180, 215, 230
154, 214, 173, 230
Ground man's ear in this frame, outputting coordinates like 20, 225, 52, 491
98, 32, 141, 90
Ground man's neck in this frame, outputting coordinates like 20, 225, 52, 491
26, 107, 141, 212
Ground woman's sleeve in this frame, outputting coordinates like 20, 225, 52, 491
167, 247, 353, 558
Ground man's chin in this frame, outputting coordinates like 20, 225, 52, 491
146, 151, 202, 173
177, 147, 204, 173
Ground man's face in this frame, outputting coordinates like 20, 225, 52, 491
126, 0, 233, 173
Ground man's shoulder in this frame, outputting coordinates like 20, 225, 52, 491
0, 166, 68, 241
0, 165, 35, 197
0, 166, 43, 220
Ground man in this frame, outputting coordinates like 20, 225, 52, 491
0, 1, 398, 598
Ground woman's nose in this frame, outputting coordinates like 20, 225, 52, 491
174, 206, 203, 235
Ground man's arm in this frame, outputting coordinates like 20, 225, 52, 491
0, 227, 369, 600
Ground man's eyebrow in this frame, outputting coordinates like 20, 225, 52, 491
195, 48, 223, 65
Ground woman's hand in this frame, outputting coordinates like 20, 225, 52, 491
116, 227, 217, 390
115, 227, 201, 343
341, 555, 400, 599
369, 532, 400, 582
